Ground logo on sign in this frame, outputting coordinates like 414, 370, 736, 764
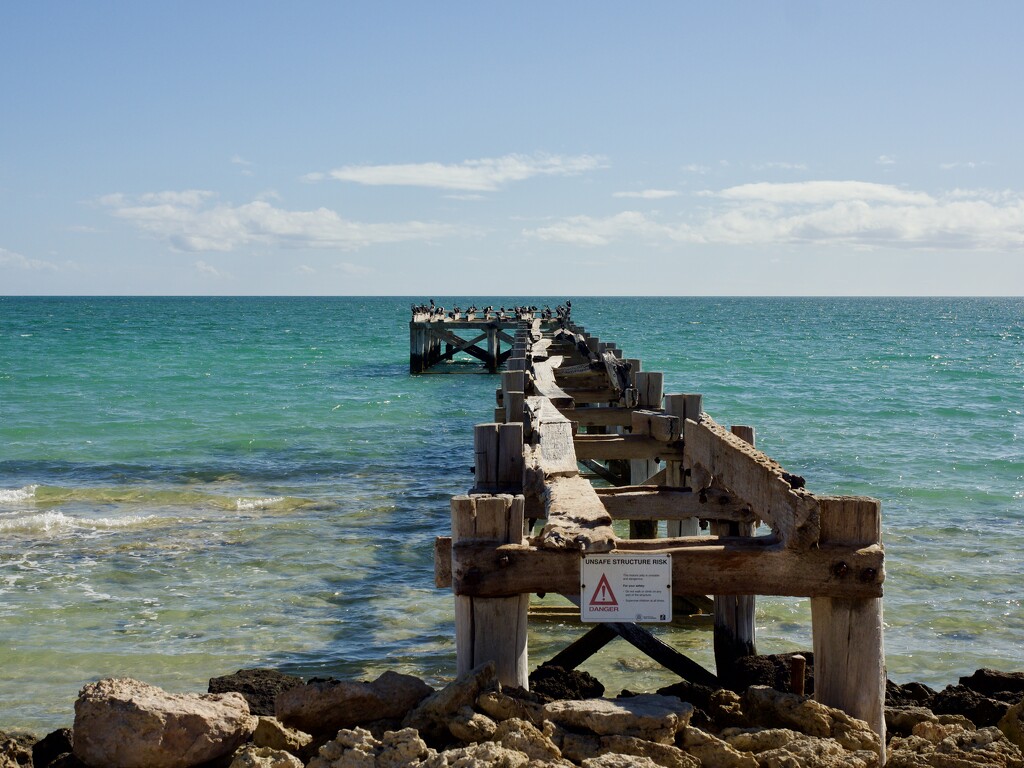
589, 573, 618, 606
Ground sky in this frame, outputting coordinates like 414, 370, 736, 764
2, 2, 1023, 296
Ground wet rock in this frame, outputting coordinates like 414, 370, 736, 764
530, 665, 605, 701
32, 728, 73, 768
960, 669, 1024, 701
251, 717, 312, 755
72, 677, 256, 768
209, 669, 304, 717
932, 684, 1010, 727
543, 694, 693, 744
308, 727, 433, 768
741, 685, 880, 753
1001, 699, 1024, 751
402, 662, 496, 744
725, 652, 814, 694
0, 731, 34, 768
887, 725, 1024, 767
228, 745, 304, 768
886, 680, 938, 708
275, 670, 433, 736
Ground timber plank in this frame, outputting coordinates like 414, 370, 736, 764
537, 474, 616, 552
594, 485, 756, 524
684, 415, 820, 548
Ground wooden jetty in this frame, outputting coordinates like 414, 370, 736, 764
409, 302, 569, 373
430, 304, 886, 753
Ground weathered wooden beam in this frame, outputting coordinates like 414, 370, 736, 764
524, 397, 578, 478
531, 356, 575, 408
536, 474, 616, 552
684, 414, 820, 549
559, 406, 635, 428
451, 539, 884, 599
630, 409, 681, 442
594, 485, 756, 523
573, 434, 684, 462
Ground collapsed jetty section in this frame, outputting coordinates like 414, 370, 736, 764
426, 306, 886, 748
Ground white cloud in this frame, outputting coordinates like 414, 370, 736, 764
751, 162, 808, 171
525, 181, 1024, 251
0, 247, 59, 271
682, 164, 710, 174
877, 155, 897, 166
613, 189, 679, 200
336, 262, 372, 276
313, 153, 605, 191
195, 260, 230, 279
100, 192, 462, 252
940, 161, 991, 171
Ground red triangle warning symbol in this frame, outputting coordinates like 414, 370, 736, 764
589, 573, 618, 606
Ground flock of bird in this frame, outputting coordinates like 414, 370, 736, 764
410, 300, 572, 322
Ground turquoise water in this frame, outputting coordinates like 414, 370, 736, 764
1, 296, 1021, 731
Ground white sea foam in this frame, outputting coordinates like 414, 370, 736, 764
235, 496, 285, 511
0, 511, 156, 534
0, 485, 39, 503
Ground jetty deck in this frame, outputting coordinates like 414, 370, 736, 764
423, 302, 886, 753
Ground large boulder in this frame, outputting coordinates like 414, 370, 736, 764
402, 663, 496, 743
888, 724, 1024, 767
741, 685, 880, 753
72, 678, 256, 768
960, 669, 1024, 700
543, 694, 693, 744
1001, 700, 1024, 752
275, 670, 433, 736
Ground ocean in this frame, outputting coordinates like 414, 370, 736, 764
1, 296, 1021, 732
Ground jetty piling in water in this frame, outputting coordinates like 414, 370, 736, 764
424, 302, 886, 753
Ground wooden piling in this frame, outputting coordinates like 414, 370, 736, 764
664, 393, 702, 537
452, 494, 529, 686
811, 496, 886, 759
712, 425, 758, 680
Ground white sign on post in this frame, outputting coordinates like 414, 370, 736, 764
580, 553, 672, 623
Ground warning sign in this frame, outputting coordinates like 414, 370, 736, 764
580, 554, 672, 623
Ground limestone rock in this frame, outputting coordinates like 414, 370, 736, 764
742, 685, 880, 753
309, 727, 434, 768
0, 731, 35, 768
210, 669, 304, 717
447, 706, 496, 744
493, 718, 566, 764
252, 717, 312, 754
581, 754, 661, 768
229, 745, 304, 768
597, 735, 699, 768
276, 671, 433, 735
677, 726, 758, 768
420, 741, 530, 768
402, 663, 496, 743
887, 707, 939, 738
1001, 699, 1024, 751
722, 727, 879, 767
543, 694, 693, 743
72, 677, 257, 768
887, 725, 1024, 767
932, 684, 1009, 727
476, 689, 545, 725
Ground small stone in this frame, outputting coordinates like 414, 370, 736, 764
252, 717, 312, 754
229, 745, 304, 768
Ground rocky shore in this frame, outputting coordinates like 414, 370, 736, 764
2, 658, 1023, 768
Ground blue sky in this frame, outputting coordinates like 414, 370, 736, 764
2, 2, 1022, 295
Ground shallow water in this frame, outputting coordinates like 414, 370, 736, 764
1, 296, 1021, 731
